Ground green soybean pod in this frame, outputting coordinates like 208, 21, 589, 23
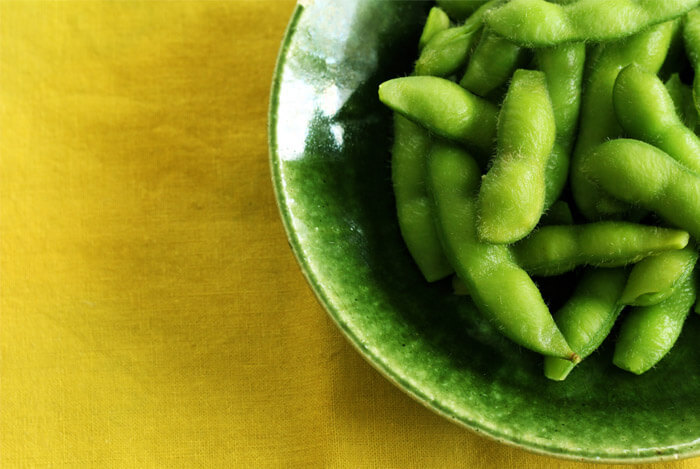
620, 245, 699, 306
539, 201, 574, 226
543, 146, 570, 211
419, 7, 451, 51
613, 272, 697, 375
665, 74, 698, 130
436, 0, 489, 21
535, 43, 586, 208
378, 76, 498, 159
484, 0, 698, 47
415, 0, 503, 77
512, 222, 690, 277
582, 139, 700, 240
477, 69, 555, 244
658, 17, 687, 81
426, 141, 577, 361
392, 115, 453, 282
544, 268, 627, 381
571, 21, 677, 220
683, 8, 700, 116
459, 30, 525, 97
613, 64, 700, 175
414, 25, 479, 78
536, 43, 585, 155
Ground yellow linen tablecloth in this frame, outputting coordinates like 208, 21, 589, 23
1, 1, 699, 467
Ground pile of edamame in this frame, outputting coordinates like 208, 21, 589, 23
378, 0, 700, 380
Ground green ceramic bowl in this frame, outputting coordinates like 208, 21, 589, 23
269, 1, 700, 462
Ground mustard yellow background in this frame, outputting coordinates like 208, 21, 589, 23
1, 1, 698, 467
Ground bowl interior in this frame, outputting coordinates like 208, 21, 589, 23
269, 0, 700, 462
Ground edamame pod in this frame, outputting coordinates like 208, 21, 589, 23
419, 7, 451, 51
484, 0, 698, 47
620, 245, 698, 306
415, 0, 503, 77
427, 142, 577, 361
378, 76, 498, 159
436, 0, 489, 21
540, 201, 574, 227
665, 74, 698, 130
613, 64, 700, 175
683, 8, 700, 118
460, 30, 525, 97
392, 115, 453, 282
536, 43, 585, 154
415, 25, 480, 78
571, 21, 677, 220
544, 268, 627, 381
477, 69, 555, 244
582, 139, 700, 240
544, 144, 570, 210
513, 222, 689, 277
613, 272, 697, 375
658, 19, 687, 81
535, 43, 585, 207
